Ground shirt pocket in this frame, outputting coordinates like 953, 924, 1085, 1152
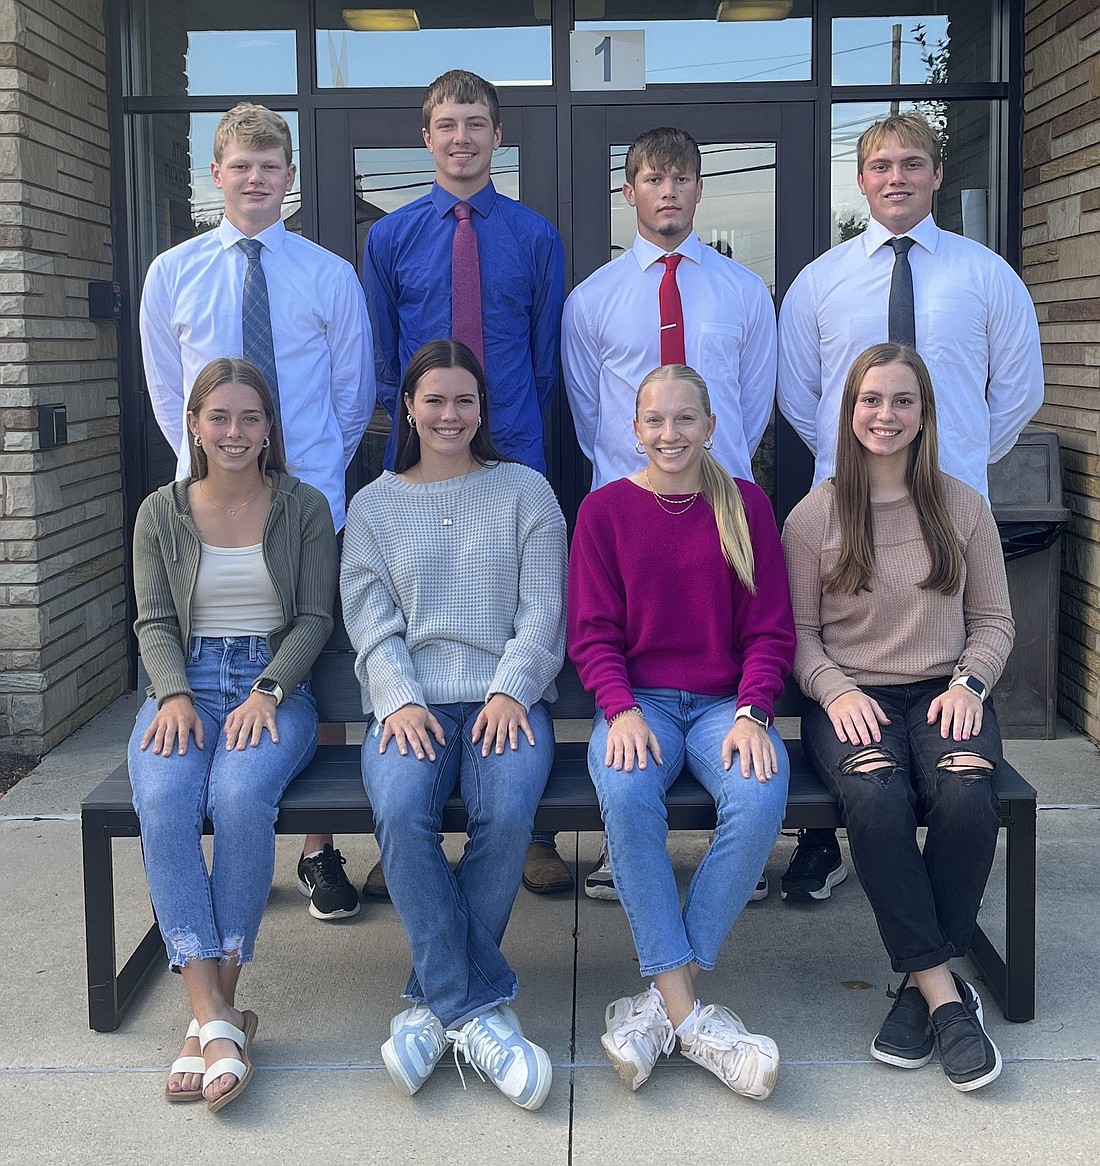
697, 321, 745, 386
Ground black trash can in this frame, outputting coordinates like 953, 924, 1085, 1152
987, 427, 1070, 739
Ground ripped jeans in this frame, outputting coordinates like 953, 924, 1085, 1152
802, 678, 1001, 973
129, 637, 318, 969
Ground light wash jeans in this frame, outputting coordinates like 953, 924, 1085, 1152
361, 700, 553, 1029
129, 637, 318, 969
589, 689, 789, 977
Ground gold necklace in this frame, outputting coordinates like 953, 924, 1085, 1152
198, 480, 267, 516
645, 468, 700, 515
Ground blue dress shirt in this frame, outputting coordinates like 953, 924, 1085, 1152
363, 181, 565, 472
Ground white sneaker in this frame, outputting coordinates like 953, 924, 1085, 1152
601, 985, 676, 1091
751, 873, 769, 901
446, 1005, 552, 1110
678, 1003, 780, 1100
584, 836, 618, 901
381, 1005, 449, 1096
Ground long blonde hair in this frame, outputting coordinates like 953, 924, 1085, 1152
826, 343, 962, 596
636, 365, 756, 593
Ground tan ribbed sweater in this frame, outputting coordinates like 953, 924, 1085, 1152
781, 476, 1014, 710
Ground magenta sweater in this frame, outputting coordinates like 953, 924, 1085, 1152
568, 477, 795, 723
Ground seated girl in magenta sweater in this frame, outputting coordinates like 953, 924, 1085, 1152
568, 363, 795, 1099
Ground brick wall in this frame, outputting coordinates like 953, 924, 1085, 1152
0, 0, 125, 754
1023, 0, 1100, 739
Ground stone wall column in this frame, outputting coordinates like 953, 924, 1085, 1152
0, 0, 125, 754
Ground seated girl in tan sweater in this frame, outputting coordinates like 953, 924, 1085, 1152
782, 343, 1014, 1094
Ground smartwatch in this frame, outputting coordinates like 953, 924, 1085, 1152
735, 703, 771, 729
251, 677, 284, 705
949, 675, 987, 702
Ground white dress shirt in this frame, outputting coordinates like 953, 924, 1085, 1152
777, 214, 1044, 499
140, 217, 376, 530
562, 232, 777, 489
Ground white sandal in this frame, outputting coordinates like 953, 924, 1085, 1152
165, 1018, 205, 1103
198, 1010, 258, 1113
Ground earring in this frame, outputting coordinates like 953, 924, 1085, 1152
703, 438, 713, 450
918, 423, 924, 432
635, 440, 645, 455
407, 413, 416, 429
476, 417, 482, 429
262, 436, 270, 448
193, 435, 202, 448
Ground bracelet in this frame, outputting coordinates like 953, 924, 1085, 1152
609, 705, 644, 725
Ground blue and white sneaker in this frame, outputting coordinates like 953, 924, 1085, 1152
447, 1005, 552, 1110
381, 1005, 450, 1096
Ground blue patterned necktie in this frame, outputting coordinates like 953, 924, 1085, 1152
887, 236, 916, 348
237, 238, 280, 415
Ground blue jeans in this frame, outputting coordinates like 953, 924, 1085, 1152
128, 637, 318, 969
361, 701, 553, 1029
801, 678, 1002, 973
589, 689, 789, 977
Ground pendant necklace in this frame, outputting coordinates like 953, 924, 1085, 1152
198, 480, 267, 516
645, 468, 700, 516
417, 461, 475, 526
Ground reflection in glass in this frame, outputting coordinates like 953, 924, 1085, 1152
577, 7, 811, 84
128, 0, 297, 97
609, 142, 778, 497
314, 2, 550, 88
350, 146, 521, 483
832, 2, 997, 86
831, 101, 998, 249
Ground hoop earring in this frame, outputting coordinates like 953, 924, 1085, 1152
918, 423, 924, 432
476, 417, 482, 429
703, 438, 713, 450
407, 414, 416, 429
193, 435, 202, 448
635, 440, 645, 455
262, 436, 270, 448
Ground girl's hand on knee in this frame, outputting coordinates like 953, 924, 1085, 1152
723, 719, 777, 781
927, 687, 983, 740
380, 704, 445, 760
604, 710, 662, 773
826, 690, 890, 745
224, 691, 279, 750
141, 695, 204, 756
471, 693, 534, 756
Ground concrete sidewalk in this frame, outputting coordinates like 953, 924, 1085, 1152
1, 694, 1098, 1165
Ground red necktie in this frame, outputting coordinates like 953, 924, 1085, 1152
658, 254, 686, 366
451, 201, 484, 365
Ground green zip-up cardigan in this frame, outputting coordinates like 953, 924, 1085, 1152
133, 473, 336, 707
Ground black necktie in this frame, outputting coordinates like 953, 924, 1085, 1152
887, 236, 916, 348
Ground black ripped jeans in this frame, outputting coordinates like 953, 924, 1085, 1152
802, 678, 1002, 973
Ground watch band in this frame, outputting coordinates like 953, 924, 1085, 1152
251, 678, 284, 706
949, 675, 987, 702
734, 703, 771, 729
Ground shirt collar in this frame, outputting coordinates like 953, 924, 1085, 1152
631, 231, 704, 272
861, 212, 939, 257
430, 180, 498, 219
217, 216, 288, 253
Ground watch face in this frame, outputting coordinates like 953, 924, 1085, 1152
255, 679, 278, 694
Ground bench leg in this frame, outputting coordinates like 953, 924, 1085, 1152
968, 801, 1037, 1023
82, 814, 163, 1032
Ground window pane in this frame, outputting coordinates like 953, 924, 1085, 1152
831, 101, 999, 248
832, 2, 998, 86
128, 0, 297, 97
349, 146, 521, 483
314, 2, 550, 88
578, 6, 811, 84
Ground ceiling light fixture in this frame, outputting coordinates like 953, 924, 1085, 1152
716, 0, 793, 20
342, 8, 420, 32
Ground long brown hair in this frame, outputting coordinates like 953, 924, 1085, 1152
186, 357, 287, 480
635, 364, 755, 593
394, 340, 507, 473
826, 343, 962, 596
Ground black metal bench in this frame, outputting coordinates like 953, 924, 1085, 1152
81, 645, 1037, 1033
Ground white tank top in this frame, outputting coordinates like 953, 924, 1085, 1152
191, 543, 281, 637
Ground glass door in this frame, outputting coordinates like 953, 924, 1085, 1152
570, 103, 816, 522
